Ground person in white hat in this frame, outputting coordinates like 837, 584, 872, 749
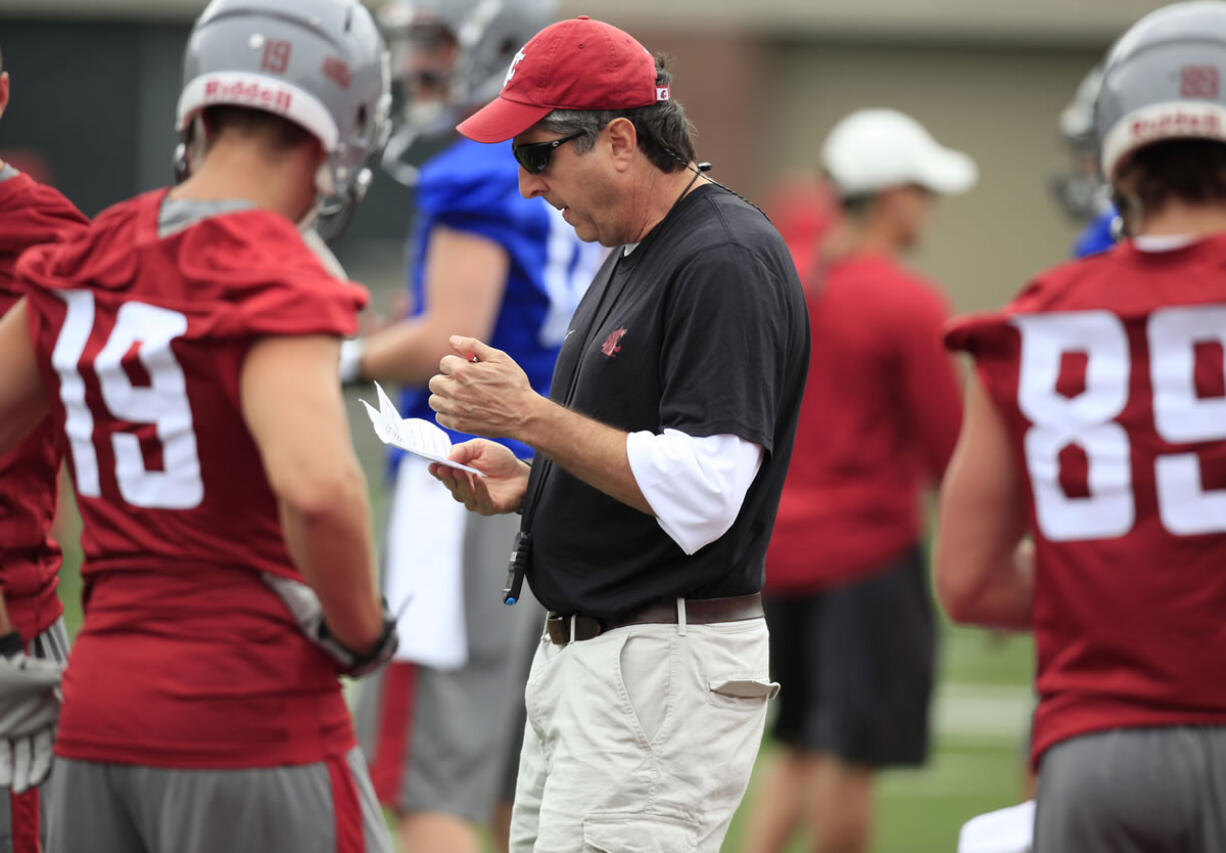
742, 109, 976, 853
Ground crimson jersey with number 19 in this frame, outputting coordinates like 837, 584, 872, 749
946, 234, 1226, 768
0, 170, 88, 644
17, 189, 368, 768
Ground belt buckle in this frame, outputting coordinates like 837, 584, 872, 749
546, 613, 601, 645
546, 613, 578, 646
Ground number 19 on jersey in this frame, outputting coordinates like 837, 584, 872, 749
52, 290, 204, 510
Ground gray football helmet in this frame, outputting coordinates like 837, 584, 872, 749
1096, 0, 1226, 181
378, 0, 555, 185
175, 0, 391, 238
1052, 64, 1113, 222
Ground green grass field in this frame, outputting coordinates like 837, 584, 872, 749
722, 625, 1034, 852
53, 449, 1035, 853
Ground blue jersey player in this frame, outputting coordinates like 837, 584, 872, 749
395, 137, 600, 459
1072, 206, 1119, 258
342, 3, 602, 852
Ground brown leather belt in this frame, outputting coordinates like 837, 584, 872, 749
545, 593, 763, 646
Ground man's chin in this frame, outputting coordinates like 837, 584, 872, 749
572, 222, 599, 244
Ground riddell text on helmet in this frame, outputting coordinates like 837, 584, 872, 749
203, 78, 293, 114
1131, 109, 1221, 140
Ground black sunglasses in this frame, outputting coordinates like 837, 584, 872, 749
512, 131, 585, 174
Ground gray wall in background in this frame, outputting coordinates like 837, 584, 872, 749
0, 19, 151, 215
0, 17, 414, 256
2, 16, 1108, 319
760, 39, 1106, 313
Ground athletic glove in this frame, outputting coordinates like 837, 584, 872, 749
262, 574, 399, 678
0, 631, 63, 794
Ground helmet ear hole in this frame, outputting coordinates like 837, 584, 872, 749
355, 104, 369, 141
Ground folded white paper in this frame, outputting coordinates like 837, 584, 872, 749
360, 382, 486, 477
957, 800, 1034, 853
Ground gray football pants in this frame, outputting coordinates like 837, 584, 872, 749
47, 747, 391, 853
1035, 726, 1226, 853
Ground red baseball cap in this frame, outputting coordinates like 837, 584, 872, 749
457, 16, 670, 144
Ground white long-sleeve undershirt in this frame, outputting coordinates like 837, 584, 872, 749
625, 428, 764, 556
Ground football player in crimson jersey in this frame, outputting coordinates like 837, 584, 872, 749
0, 42, 89, 853
938, 3, 1226, 850
0, 2, 399, 851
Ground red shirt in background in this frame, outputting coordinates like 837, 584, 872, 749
765, 253, 963, 592
947, 235, 1226, 767
19, 189, 368, 768
0, 170, 89, 643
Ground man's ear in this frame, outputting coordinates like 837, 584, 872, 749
0, 73, 10, 121
604, 116, 638, 172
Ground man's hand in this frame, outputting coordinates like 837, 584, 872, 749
0, 632, 64, 794
262, 575, 399, 679
428, 439, 531, 515
427, 336, 543, 441
0, 730, 53, 795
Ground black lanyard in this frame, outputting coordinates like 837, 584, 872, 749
501, 248, 634, 604
500, 180, 707, 605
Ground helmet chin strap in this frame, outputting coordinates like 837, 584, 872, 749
173, 115, 211, 184
297, 159, 340, 232
1110, 187, 1142, 240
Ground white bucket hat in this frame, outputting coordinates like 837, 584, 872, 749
822, 108, 978, 197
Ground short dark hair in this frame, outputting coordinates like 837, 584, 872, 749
539, 53, 696, 173
1116, 138, 1226, 213
202, 105, 315, 152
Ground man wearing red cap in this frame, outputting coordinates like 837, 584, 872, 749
425, 16, 809, 852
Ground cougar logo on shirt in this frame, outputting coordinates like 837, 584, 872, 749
601, 327, 627, 357
504, 49, 527, 88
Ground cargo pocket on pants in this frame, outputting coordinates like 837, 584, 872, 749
707, 675, 780, 710
582, 812, 698, 853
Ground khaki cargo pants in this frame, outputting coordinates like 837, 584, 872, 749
510, 611, 777, 852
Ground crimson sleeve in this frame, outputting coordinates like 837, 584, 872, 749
177, 213, 369, 340
894, 285, 964, 481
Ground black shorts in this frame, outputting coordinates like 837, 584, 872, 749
765, 544, 935, 767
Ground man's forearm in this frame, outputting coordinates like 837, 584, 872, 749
355, 320, 450, 387
0, 592, 13, 637
519, 397, 653, 516
279, 486, 384, 652
939, 545, 1034, 631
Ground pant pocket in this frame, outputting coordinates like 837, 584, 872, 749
582, 811, 698, 853
617, 630, 674, 745
706, 675, 780, 711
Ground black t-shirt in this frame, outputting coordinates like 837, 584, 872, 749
523, 183, 810, 620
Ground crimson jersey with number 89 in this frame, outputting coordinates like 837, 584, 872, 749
947, 235, 1226, 768
17, 189, 369, 767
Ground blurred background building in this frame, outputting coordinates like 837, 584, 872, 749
0, 0, 1170, 310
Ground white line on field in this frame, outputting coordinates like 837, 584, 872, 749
933, 682, 1033, 740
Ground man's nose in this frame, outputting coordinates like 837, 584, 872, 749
519, 168, 547, 199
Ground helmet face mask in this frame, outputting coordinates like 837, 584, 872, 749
1052, 64, 1114, 223
175, 0, 392, 241
391, 18, 461, 137
377, 0, 556, 185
